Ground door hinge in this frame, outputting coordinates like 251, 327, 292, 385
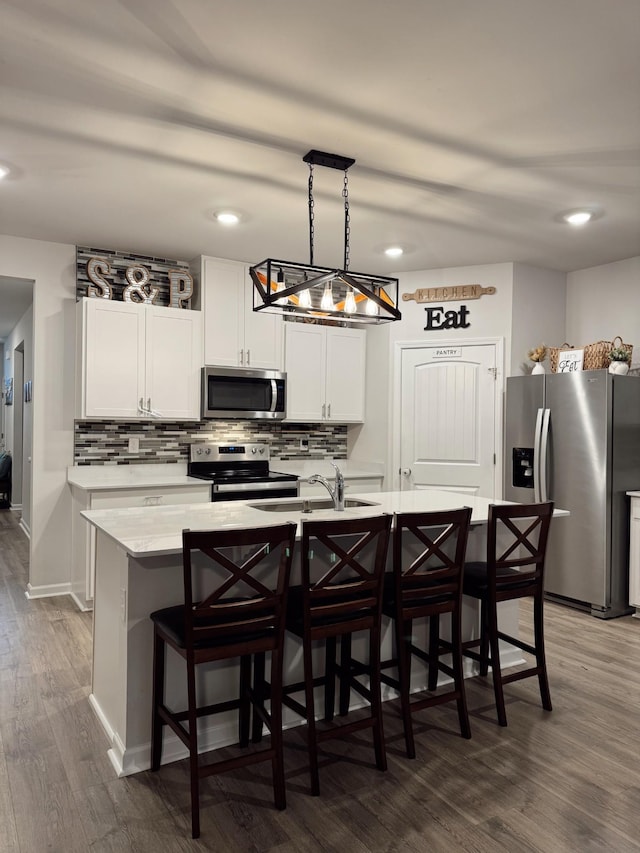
488, 367, 498, 380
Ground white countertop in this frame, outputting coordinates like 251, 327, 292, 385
67, 463, 196, 490
81, 489, 527, 558
67, 459, 383, 491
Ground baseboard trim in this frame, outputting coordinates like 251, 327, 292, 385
26, 581, 73, 600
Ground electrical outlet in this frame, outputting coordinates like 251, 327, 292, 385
299, 438, 309, 452
128, 436, 139, 454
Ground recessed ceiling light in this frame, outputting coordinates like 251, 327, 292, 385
0, 165, 10, 180
563, 210, 593, 226
214, 211, 241, 226
384, 246, 404, 258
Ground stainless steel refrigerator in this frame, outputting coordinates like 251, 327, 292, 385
504, 370, 640, 618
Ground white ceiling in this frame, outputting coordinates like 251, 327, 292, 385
1, 0, 639, 335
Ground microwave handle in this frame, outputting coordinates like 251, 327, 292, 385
269, 379, 278, 412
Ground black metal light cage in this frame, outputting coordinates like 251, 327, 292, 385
249, 259, 401, 324
250, 149, 402, 325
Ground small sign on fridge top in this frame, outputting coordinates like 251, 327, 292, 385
557, 349, 584, 373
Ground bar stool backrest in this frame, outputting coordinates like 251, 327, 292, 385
182, 524, 296, 648
486, 502, 554, 600
301, 514, 392, 632
393, 507, 472, 618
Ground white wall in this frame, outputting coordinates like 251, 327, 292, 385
566, 257, 640, 367
0, 236, 76, 597
511, 264, 566, 375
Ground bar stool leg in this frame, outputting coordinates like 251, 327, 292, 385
534, 593, 553, 711
324, 635, 336, 721
251, 652, 266, 743
239, 654, 251, 747
186, 656, 201, 839
487, 599, 507, 727
369, 622, 387, 772
396, 614, 415, 759
428, 614, 440, 691
303, 636, 320, 796
339, 633, 352, 716
150, 631, 165, 772
451, 608, 471, 739
269, 646, 287, 810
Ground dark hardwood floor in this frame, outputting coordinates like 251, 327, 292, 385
1, 508, 639, 852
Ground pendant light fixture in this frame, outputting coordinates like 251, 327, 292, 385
250, 150, 401, 324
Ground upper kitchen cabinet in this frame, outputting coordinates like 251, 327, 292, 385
76, 297, 203, 420
197, 256, 283, 370
284, 323, 366, 422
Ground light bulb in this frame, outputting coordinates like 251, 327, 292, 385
344, 288, 357, 314
320, 282, 334, 311
298, 288, 312, 309
365, 288, 379, 316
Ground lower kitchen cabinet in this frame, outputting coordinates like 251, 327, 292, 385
69, 483, 210, 610
76, 297, 203, 420
284, 323, 366, 422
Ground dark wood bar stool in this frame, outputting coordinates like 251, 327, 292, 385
149, 522, 296, 839
281, 514, 392, 796
380, 507, 473, 758
462, 501, 554, 727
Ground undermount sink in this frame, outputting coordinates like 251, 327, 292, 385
248, 497, 380, 513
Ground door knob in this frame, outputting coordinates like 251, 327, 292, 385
401, 468, 412, 476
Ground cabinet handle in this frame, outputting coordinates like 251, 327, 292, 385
139, 397, 145, 413
327, 403, 331, 419
143, 496, 162, 506
147, 398, 151, 413
240, 348, 244, 365
322, 403, 326, 418
246, 349, 250, 365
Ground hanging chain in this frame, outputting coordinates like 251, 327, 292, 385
308, 162, 315, 266
343, 169, 350, 271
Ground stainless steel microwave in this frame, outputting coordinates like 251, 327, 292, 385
201, 366, 286, 419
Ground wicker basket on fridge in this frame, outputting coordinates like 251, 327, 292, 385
549, 336, 633, 373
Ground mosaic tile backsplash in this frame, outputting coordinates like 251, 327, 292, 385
74, 421, 348, 465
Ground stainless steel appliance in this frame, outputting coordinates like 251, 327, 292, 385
201, 366, 286, 420
505, 371, 640, 618
187, 442, 298, 501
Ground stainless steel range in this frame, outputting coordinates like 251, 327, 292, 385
187, 442, 298, 501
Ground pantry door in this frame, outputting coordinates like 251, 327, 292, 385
398, 342, 501, 497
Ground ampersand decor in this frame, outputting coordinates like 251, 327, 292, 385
123, 265, 159, 304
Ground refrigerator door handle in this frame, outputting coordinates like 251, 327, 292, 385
539, 408, 551, 502
533, 408, 544, 502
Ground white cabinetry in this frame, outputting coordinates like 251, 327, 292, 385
70, 482, 210, 610
199, 256, 283, 369
629, 494, 640, 615
77, 298, 202, 420
284, 323, 366, 422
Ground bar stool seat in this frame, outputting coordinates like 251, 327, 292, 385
150, 522, 296, 839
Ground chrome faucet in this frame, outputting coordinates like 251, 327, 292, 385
307, 461, 345, 511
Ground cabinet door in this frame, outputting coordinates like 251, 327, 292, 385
146, 306, 203, 419
243, 271, 283, 370
325, 327, 366, 422
82, 299, 145, 419
284, 323, 326, 421
202, 257, 244, 367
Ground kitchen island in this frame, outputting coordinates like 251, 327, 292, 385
83, 490, 562, 777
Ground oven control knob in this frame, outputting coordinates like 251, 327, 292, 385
251, 447, 257, 454
195, 448, 202, 455
204, 448, 211, 455
259, 447, 265, 454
